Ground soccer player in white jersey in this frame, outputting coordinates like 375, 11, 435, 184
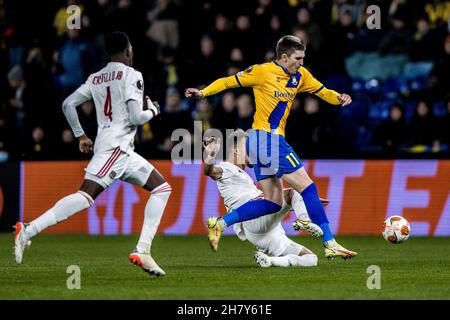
13, 32, 170, 277
203, 130, 325, 267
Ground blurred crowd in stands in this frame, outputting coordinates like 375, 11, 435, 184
0, 0, 449, 161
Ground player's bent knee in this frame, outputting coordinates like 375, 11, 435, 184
299, 246, 314, 256
143, 169, 167, 192
151, 182, 172, 196
77, 191, 95, 208
80, 177, 106, 199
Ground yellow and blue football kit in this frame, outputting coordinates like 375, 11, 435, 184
201, 61, 342, 181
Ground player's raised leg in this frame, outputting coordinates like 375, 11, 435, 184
207, 176, 282, 252
14, 179, 103, 264
124, 161, 171, 277
203, 133, 283, 252
206, 195, 281, 252
282, 167, 357, 259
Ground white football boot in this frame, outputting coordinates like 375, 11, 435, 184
129, 250, 166, 277
13, 222, 32, 264
254, 251, 272, 268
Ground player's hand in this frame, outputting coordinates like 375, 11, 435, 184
145, 96, 161, 116
79, 135, 93, 154
143, 95, 149, 111
319, 197, 330, 207
338, 93, 352, 106
203, 137, 221, 158
185, 88, 204, 99
152, 100, 161, 115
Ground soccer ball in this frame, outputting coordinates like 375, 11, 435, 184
382, 216, 411, 244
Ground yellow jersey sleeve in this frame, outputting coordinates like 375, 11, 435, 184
234, 65, 264, 87
201, 75, 240, 97
201, 65, 264, 97
299, 67, 341, 105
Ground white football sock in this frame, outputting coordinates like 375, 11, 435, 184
325, 239, 338, 247
269, 254, 318, 267
136, 182, 171, 254
27, 191, 93, 238
291, 190, 310, 221
218, 218, 227, 230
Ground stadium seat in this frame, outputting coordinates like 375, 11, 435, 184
351, 78, 367, 93
323, 75, 352, 93
365, 79, 381, 95
340, 98, 369, 125
433, 101, 446, 117
368, 98, 396, 121
404, 100, 418, 121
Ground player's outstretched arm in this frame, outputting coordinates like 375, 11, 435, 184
312, 87, 352, 107
337, 93, 352, 106
300, 67, 352, 106
185, 88, 204, 99
186, 65, 262, 99
203, 137, 223, 180
185, 75, 240, 99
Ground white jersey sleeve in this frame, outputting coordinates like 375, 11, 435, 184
62, 77, 93, 138
76, 76, 93, 99
124, 69, 144, 103
127, 99, 154, 126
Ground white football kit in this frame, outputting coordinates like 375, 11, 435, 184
215, 162, 305, 257
15, 61, 170, 272
63, 62, 156, 188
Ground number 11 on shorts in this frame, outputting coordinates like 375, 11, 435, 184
286, 152, 300, 167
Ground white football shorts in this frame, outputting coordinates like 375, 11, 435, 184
84, 147, 154, 188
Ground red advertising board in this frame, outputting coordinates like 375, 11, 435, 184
21, 160, 450, 236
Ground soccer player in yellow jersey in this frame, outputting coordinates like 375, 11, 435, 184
186, 35, 357, 259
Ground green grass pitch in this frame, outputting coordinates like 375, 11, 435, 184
0, 234, 449, 299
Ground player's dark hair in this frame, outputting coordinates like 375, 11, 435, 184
276, 35, 305, 59
105, 31, 130, 56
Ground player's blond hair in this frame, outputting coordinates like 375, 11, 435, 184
227, 129, 247, 158
276, 35, 306, 59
